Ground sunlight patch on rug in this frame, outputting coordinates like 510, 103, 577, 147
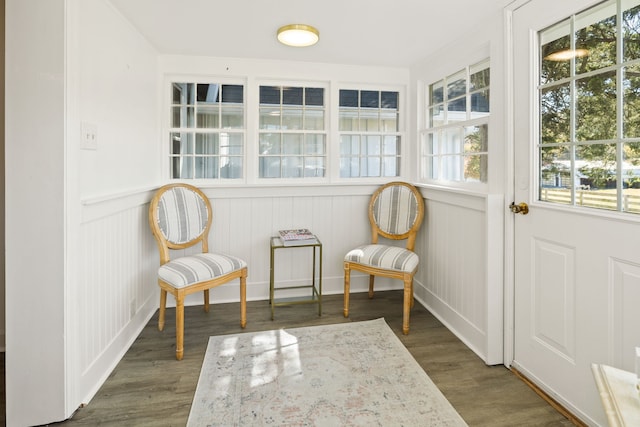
187, 318, 467, 426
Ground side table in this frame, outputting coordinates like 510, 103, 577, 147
269, 236, 322, 320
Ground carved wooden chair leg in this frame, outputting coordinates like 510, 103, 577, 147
402, 279, 412, 335
368, 275, 375, 298
175, 295, 185, 361
240, 272, 247, 328
343, 265, 351, 317
158, 289, 167, 331
203, 289, 210, 313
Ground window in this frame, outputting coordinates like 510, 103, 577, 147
258, 85, 326, 178
421, 61, 490, 184
169, 83, 244, 179
539, 0, 640, 214
339, 89, 401, 178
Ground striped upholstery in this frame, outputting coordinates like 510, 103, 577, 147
345, 244, 419, 273
372, 184, 419, 235
156, 187, 209, 244
159, 253, 247, 289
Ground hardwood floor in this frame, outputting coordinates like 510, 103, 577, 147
8, 291, 578, 426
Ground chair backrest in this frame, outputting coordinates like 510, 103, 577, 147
369, 181, 425, 251
149, 183, 212, 264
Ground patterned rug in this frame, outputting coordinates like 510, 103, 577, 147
187, 318, 467, 426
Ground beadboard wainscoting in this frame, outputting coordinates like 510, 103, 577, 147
413, 188, 504, 365
76, 184, 505, 405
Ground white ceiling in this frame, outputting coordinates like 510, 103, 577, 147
109, 0, 511, 68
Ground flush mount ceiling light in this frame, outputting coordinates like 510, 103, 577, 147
277, 24, 319, 47
544, 48, 589, 61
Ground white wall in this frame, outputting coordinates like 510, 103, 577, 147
6, 0, 160, 425
6, 0, 67, 425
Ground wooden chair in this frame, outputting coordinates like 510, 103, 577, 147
343, 181, 425, 335
148, 183, 247, 360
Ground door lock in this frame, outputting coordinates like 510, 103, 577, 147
509, 202, 529, 215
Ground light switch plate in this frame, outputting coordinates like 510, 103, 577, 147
81, 122, 98, 150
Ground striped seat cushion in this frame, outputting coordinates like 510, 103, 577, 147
158, 253, 247, 289
345, 244, 419, 273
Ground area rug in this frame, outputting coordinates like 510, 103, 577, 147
187, 318, 467, 426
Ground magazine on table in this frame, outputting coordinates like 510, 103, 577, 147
278, 229, 318, 246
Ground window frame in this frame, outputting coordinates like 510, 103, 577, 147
166, 77, 247, 182
420, 59, 491, 189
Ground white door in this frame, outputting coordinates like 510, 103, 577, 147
512, 0, 640, 424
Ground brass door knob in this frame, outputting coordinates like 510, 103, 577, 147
509, 202, 529, 215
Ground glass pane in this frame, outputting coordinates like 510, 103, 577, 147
541, 83, 571, 144
359, 109, 379, 132
380, 109, 398, 132
173, 156, 194, 179
339, 89, 358, 107
464, 154, 487, 182
361, 156, 381, 177
196, 133, 218, 154
441, 155, 462, 180
340, 135, 360, 155
222, 133, 243, 155
470, 89, 490, 115
383, 136, 399, 155
282, 108, 303, 130
576, 71, 617, 141
442, 128, 463, 155
305, 134, 325, 155
220, 156, 242, 179
172, 83, 195, 105
623, 2, 640, 62
424, 155, 438, 180
260, 133, 281, 155
429, 105, 444, 127
624, 64, 640, 138
360, 91, 379, 108
576, 144, 617, 207
340, 157, 359, 178
575, 1, 617, 74
196, 106, 219, 128
305, 87, 324, 106
470, 67, 490, 91
260, 86, 280, 104
363, 135, 381, 155
170, 132, 193, 155
423, 132, 436, 155
259, 107, 280, 130
447, 71, 466, 99
383, 156, 399, 177
540, 20, 571, 84
171, 106, 194, 128
260, 156, 281, 178
304, 107, 324, 130
221, 85, 243, 103
623, 141, 640, 212
339, 107, 359, 131
195, 156, 218, 179
465, 125, 488, 153
381, 91, 398, 109
447, 97, 467, 122
303, 157, 325, 177
221, 105, 243, 128
430, 81, 444, 105
197, 84, 219, 103
282, 87, 303, 105
283, 134, 303, 154
282, 156, 302, 178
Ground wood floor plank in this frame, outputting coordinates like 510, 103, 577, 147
4, 291, 578, 426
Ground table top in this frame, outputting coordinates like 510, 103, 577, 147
271, 235, 322, 248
